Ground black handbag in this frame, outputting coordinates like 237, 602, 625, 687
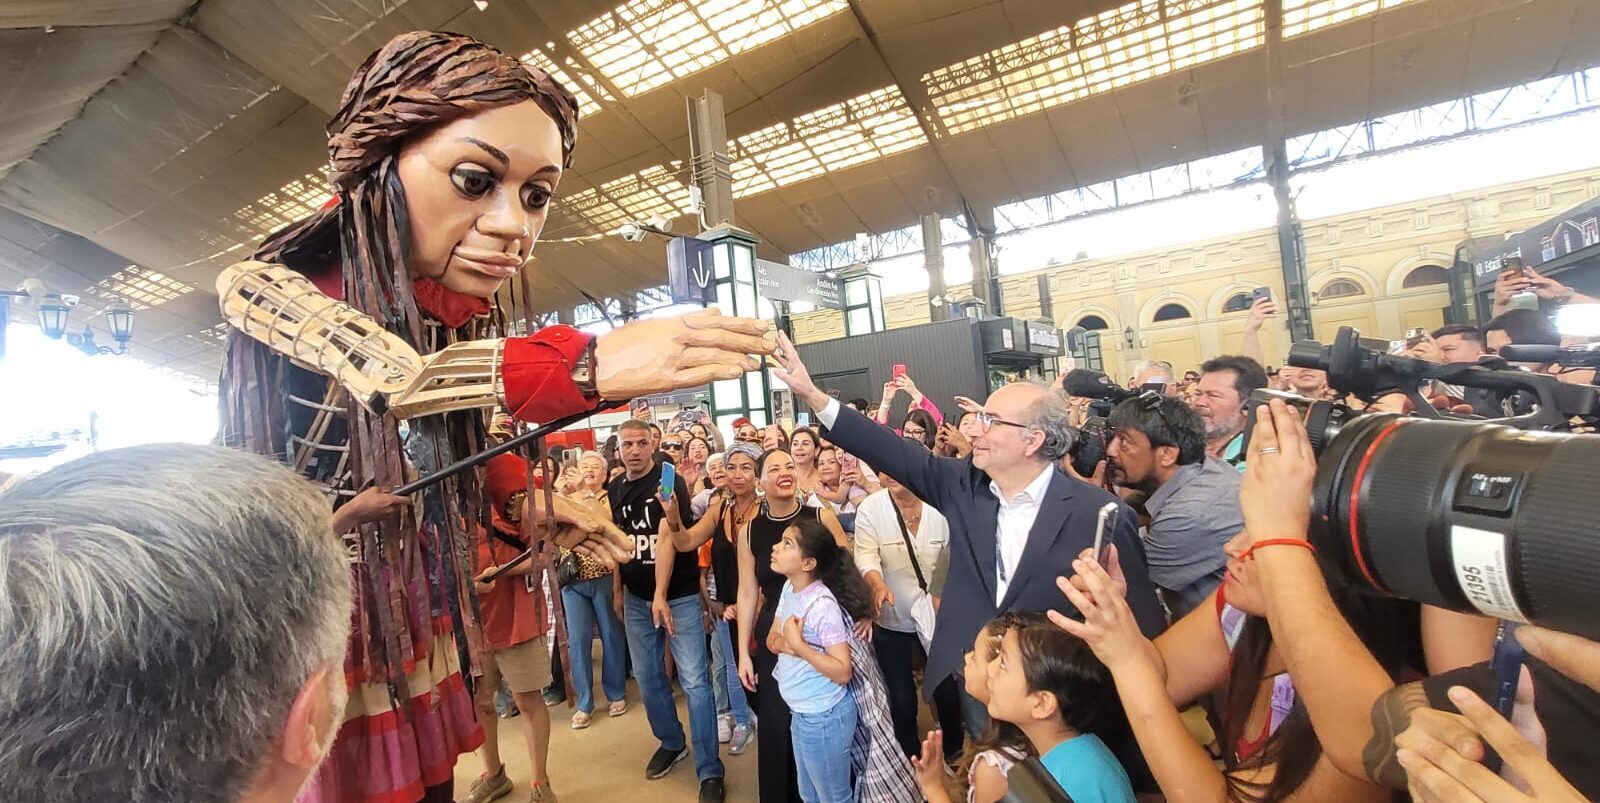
555, 550, 581, 586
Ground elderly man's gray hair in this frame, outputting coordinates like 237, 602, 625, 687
0, 443, 351, 802
1017, 380, 1077, 462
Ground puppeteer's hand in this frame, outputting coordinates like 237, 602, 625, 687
595, 310, 773, 400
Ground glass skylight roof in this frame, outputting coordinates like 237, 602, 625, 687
86, 265, 194, 310
569, 0, 848, 98
232, 172, 333, 238
1284, 0, 1417, 37
520, 49, 613, 117
925, 0, 1264, 136
560, 164, 692, 232
730, 86, 927, 196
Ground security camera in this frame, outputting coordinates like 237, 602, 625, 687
618, 222, 647, 243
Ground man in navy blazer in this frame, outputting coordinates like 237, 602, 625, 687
771, 335, 1168, 710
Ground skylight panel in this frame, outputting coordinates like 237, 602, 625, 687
922, 0, 1267, 136
1284, 0, 1415, 37
519, 50, 613, 117
569, 0, 848, 97
85, 265, 194, 310
561, 164, 691, 232
730, 86, 927, 196
232, 172, 333, 238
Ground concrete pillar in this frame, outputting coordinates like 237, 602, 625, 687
922, 214, 948, 321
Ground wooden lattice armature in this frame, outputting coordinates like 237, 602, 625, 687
217, 261, 509, 419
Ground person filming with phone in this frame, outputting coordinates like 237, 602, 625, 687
1105, 393, 1244, 620
768, 333, 1167, 749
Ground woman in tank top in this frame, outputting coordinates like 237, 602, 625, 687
735, 448, 847, 803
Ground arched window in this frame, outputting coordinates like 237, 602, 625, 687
1153, 303, 1192, 322
1402, 265, 1449, 289
1317, 278, 1364, 300
1075, 314, 1109, 331
1221, 293, 1253, 313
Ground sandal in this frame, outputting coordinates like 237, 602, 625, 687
571, 711, 592, 730
608, 700, 628, 717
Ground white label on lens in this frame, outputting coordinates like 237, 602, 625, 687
1449, 525, 1528, 623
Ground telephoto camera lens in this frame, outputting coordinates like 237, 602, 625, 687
1309, 415, 1600, 639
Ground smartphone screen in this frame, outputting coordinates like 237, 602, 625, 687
658, 460, 676, 502
797, 411, 812, 427
1092, 503, 1118, 566
892, 363, 907, 381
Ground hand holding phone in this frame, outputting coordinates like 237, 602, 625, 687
1091, 502, 1118, 567
658, 461, 676, 502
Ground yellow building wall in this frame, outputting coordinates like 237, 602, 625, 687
791, 166, 1600, 377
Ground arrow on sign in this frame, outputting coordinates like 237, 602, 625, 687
691, 262, 710, 289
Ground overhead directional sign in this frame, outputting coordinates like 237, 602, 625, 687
667, 236, 716, 304
754, 259, 844, 309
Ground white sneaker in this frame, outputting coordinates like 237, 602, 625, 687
717, 713, 733, 744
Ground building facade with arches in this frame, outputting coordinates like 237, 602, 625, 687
793, 164, 1600, 378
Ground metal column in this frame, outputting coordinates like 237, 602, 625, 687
1264, 0, 1313, 343
687, 90, 736, 229
922, 213, 949, 321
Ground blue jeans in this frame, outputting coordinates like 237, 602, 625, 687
622, 590, 724, 781
791, 692, 857, 803
561, 576, 627, 714
709, 617, 752, 727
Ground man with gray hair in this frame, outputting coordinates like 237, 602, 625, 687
1130, 359, 1177, 393
0, 443, 353, 803
770, 334, 1166, 745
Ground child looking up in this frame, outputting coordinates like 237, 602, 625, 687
986, 614, 1136, 803
769, 517, 875, 803
914, 613, 1033, 803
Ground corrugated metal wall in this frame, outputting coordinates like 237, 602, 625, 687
794, 318, 988, 421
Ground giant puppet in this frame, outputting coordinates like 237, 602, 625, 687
217, 31, 771, 803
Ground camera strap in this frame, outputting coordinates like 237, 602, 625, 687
891, 499, 928, 593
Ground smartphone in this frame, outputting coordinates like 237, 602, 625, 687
797, 411, 812, 427
1251, 286, 1272, 304
1091, 503, 1118, 567
658, 460, 676, 501
561, 449, 578, 471
1483, 622, 1525, 774
1405, 327, 1427, 349
1500, 256, 1526, 278
1139, 381, 1167, 395
892, 363, 907, 382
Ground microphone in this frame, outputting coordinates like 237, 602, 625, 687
1497, 344, 1562, 363
1063, 369, 1137, 402
1498, 343, 1600, 367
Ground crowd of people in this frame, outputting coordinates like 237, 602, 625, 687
8, 279, 1599, 803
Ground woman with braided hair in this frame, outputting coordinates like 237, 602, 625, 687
218, 31, 773, 803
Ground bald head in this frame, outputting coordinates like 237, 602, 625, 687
970, 381, 1075, 472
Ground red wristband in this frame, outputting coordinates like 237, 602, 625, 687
501, 325, 598, 423
1242, 538, 1315, 561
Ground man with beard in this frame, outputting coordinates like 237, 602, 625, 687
1189, 355, 1268, 470
1105, 393, 1243, 620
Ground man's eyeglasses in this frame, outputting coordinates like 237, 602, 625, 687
974, 410, 1029, 433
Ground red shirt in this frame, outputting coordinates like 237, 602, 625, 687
476, 526, 548, 651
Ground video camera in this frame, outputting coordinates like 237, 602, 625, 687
1060, 369, 1141, 478
1253, 326, 1600, 639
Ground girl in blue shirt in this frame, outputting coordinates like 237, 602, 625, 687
768, 517, 875, 803
984, 614, 1136, 803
